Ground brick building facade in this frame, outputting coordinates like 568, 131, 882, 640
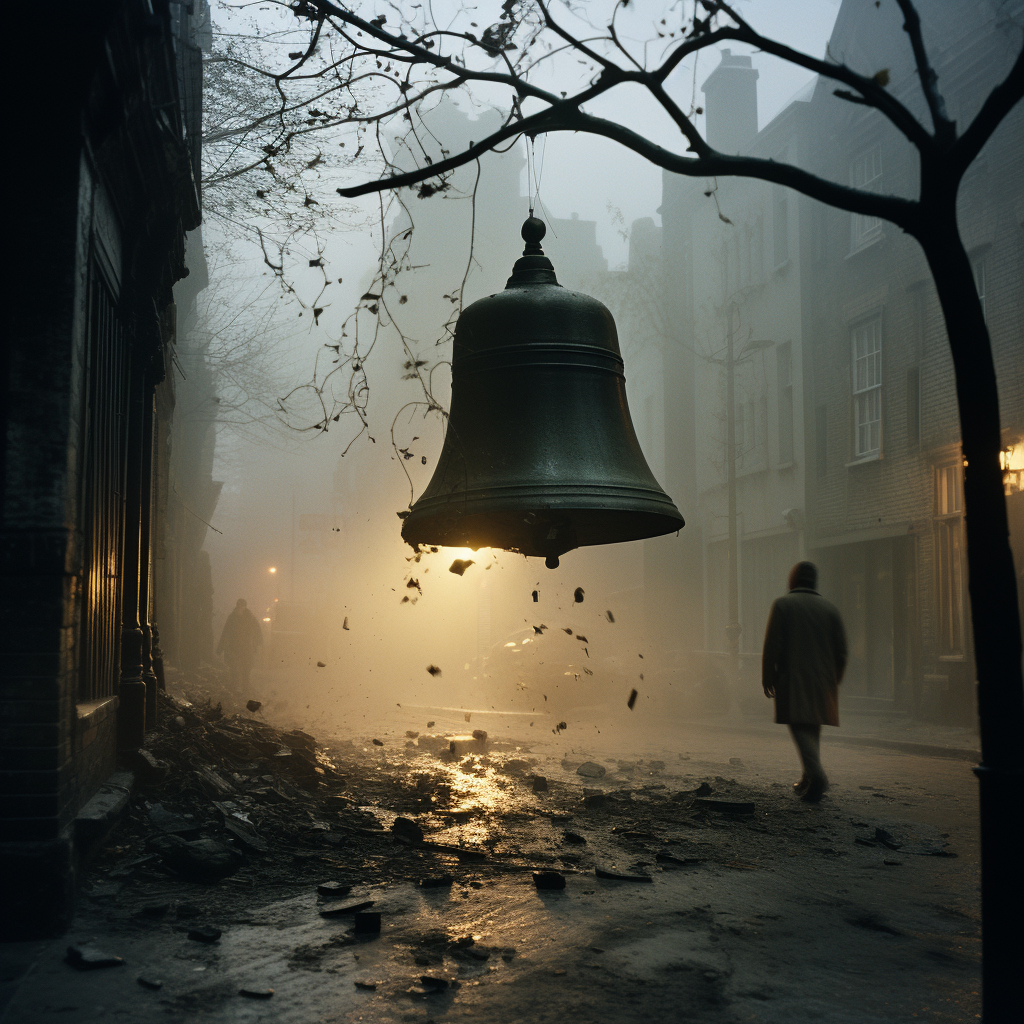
1, 0, 208, 936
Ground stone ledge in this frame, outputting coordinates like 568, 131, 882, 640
74, 769, 133, 855
76, 695, 119, 732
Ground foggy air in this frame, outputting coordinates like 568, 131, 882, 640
3, 2, 1022, 1022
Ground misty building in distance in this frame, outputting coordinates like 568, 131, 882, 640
658, 0, 1023, 725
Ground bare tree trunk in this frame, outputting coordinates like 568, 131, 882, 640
920, 205, 1024, 1022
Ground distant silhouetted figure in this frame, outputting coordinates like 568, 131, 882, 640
217, 598, 263, 689
761, 562, 848, 803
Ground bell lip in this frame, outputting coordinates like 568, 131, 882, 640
401, 493, 685, 558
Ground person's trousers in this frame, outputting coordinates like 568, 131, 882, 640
788, 723, 825, 783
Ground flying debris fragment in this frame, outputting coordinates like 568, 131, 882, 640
407, 578, 421, 591
316, 661, 326, 668
562, 628, 573, 635
555, 721, 567, 733
342, 617, 349, 630
605, 610, 615, 623
532, 590, 539, 602
449, 558, 475, 576
576, 635, 588, 644
426, 665, 442, 676
245, 700, 262, 714
426, 720, 435, 728
573, 587, 585, 604
627, 688, 638, 710
533, 624, 547, 634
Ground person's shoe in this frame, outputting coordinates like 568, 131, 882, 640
801, 775, 829, 804
793, 775, 809, 796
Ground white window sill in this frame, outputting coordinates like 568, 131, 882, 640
846, 453, 882, 467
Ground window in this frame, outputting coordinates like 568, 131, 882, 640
972, 254, 987, 321
815, 405, 828, 478
850, 145, 882, 249
852, 319, 882, 457
777, 342, 794, 464
935, 464, 964, 654
773, 187, 789, 266
906, 367, 921, 444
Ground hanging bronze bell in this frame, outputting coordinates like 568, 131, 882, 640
401, 216, 684, 568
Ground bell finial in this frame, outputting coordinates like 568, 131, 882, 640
507, 215, 558, 287
522, 216, 547, 255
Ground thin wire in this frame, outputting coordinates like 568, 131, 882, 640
527, 135, 535, 215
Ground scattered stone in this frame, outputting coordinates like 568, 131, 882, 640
147, 834, 242, 882
392, 817, 425, 843
533, 871, 566, 891
320, 900, 374, 918
471, 729, 488, 741
426, 721, 435, 728
246, 700, 262, 713
137, 975, 163, 990
695, 798, 755, 815
531, 775, 549, 793
317, 881, 353, 898
595, 866, 653, 882
66, 945, 124, 970
450, 734, 487, 756
239, 988, 274, 999
354, 911, 381, 934
875, 828, 903, 851
656, 852, 705, 867
187, 926, 222, 943
562, 831, 587, 845
419, 875, 454, 889
576, 762, 606, 779
372, 738, 384, 746
354, 981, 377, 990
693, 782, 713, 797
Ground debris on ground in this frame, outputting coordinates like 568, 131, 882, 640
392, 817, 425, 843
595, 866, 653, 882
66, 945, 124, 970
187, 926, 222, 943
137, 976, 163, 990
576, 762, 606, 779
533, 871, 566, 890
239, 987, 274, 999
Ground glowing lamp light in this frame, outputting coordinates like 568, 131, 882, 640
268, 566, 278, 574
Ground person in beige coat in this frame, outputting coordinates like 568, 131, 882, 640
762, 561, 848, 803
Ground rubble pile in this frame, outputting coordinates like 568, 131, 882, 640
103, 690, 429, 891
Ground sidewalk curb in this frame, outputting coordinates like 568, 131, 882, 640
697, 720, 980, 763
829, 734, 980, 762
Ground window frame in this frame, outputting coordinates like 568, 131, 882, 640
851, 317, 883, 459
849, 145, 883, 251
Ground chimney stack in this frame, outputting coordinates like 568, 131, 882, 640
701, 49, 759, 155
